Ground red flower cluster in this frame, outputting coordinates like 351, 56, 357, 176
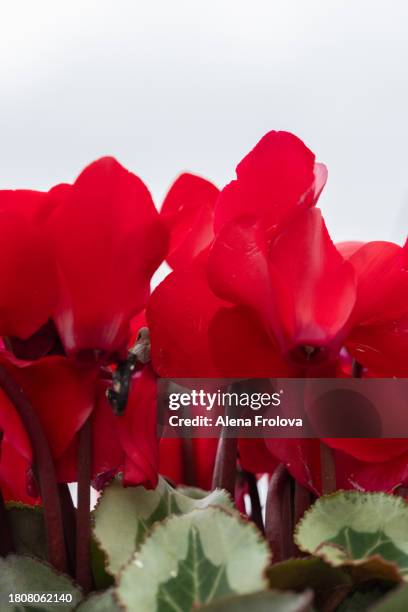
0, 131, 407, 506
148, 131, 408, 495
0, 158, 167, 501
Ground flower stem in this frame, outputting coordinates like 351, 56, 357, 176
0, 487, 13, 556
265, 464, 294, 562
244, 471, 264, 534
76, 417, 92, 593
0, 365, 67, 572
0, 432, 14, 556
293, 480, 312, 525
320, 442, 336, 494
212, 436, 237, 499
352, 359, 363, 378
58, 484, 76, 575
293, 481, 312, 556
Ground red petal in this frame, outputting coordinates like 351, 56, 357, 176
214, 131, 326, 238
269, 209, 356, 356
161, 173, 219, 269
264, 439, 322, 495
191, 438, 218, 490
147, 253, 223, 377
239, 438, 279, 475
0, 193, 57, 339
208, 209, 356, 364
324, 437, 408, 463
349, 241, 408, 324
347, 316, 408, 376
209, 306, 293, 377
335, 449, 408, 493
0, 354, 96, 460
92, 380, 124, 478
208, 216, 277, 338
0, 441, 34, 503
261, 436, 408, 496
159, 438, 183, 484
57, 399, 124, 485
0, 385, 32, 462
158, 438, 217, 490
336, 241, 365, 259
115, 366, 159, 489
47, 157, 168, 356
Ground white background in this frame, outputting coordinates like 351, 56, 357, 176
0, 0, 407, 243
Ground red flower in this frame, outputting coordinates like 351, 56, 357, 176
0, 157, 170, 501
46, 157, 168, 359
0, 349, 162, 500
148, 132, 355, 374
147, 130, 408, 496
228, 238, 408, 492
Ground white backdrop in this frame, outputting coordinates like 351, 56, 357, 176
0, 0, 407, 243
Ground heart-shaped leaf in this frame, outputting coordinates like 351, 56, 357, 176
267, 557, 351, 609
200, 589, 314, 611
295, 492, 408, 581
336, 585, 392, 611
90, 538, 113, 590
76, 588, 120, 611
369, 584, 408, 611
6, 503, 46, 560
116, 507, 270, 611
0, 554, 81, 611
93, 476, 232, 576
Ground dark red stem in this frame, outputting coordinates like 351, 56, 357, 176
244, 471, 264, 534
352, 359, 364, 379
0, 487, 13, 556
0, 433, 14, 555
58, 484, 77, 575
293, 481, 312, 556
0, 365, 67, 572
320, 442, 336, 494
76, 417, 92, 593
293, 480, 312, 526
212, 436, 237, 499
265, 464, 294, 562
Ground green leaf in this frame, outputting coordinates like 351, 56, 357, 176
336, 585, 391, 611
116, 507, 270, 611
267, 557, 351, 609
75, 588, 120, 611
177, 487, 212, 500
156, 526, 235, 608
6, 503, 47, 560
369, 584, 408, 611
93, 476, 233, 575
295, 492, 408, 580
0, 554, 81, 611
90, 538, 113, 590
200, 589, 314, 611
